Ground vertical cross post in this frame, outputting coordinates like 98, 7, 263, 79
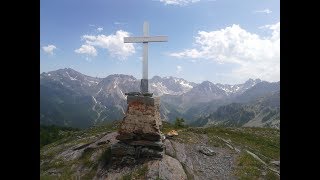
123, 22, 168, 94
141, 22, 149, 93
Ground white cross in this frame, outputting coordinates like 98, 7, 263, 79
124, 21, 168, 93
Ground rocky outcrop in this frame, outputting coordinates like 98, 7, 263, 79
198, 145, 216, 156
168, 139, 236, 180
164, 139, 175, 158
41, 130, 238, 180
147, 155, 187, 180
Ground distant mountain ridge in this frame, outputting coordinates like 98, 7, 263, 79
40, 68, 280, 128
193, 91, 280, 129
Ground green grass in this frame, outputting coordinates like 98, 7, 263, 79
161, 121, 176, 133
59, 168, 75, 180
234, 152, 279, 180
173, 130, 203, 144
121, 165, 148, 180
99, 147, 112, 166
40, 146, 102, 180
40, 125, 80, 148
134, 165, 149, 178
41, 121, 117, 150
84, 121, 119, 136
234, 152, 264, 179
41, 121, 279, 180
207, 135, 226, 148
80, 147, 95, 167
40, 175, 56, 180
177, 126, 279, 179
81, 168, 97, 180
40, 122, 118, 179
166, 126, 279, 161
121, 174, 132, 180
188, 127, 280, 161
265, 169, 279, 180
40, 157, 67, 172
162, 121, 188, 133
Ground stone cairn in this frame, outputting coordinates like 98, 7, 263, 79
111, 92, 164, 165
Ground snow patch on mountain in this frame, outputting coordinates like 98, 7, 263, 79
180, 80, 193, 89
216, 79, 262, 96
65, 71, 77, 81
96, 87, 103, 95
92, 96, 97, 104
119, 89, 126, 99
150, 82, 172, 95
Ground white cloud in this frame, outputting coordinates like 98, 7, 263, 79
75, 45, 97, 56
76, 30, 135, 60
159, 0, 200, 6
97, 27, 103, 32
42, 45, 56, 55
254, 9, 272, 14
169, 22, 280, 82
259, 22, 280, 41
176, 65, 182, 74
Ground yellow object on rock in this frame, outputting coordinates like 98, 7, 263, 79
167, 130, 178, 137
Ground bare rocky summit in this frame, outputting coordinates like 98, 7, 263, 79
40, 123, 280, 179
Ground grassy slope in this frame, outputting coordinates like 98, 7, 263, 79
40, 125, 80, 148
201, 127, 279, 179
40, 122, 118, 179
41, 121, 279, 180
163, 122, 280, 179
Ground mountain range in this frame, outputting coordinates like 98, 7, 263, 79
40, 68, 280, 128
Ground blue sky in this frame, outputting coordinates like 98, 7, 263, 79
40, 0, 280, 84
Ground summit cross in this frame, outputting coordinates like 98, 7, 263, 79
124, 21, 168, 93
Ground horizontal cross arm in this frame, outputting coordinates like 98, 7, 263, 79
124, 36, 168, 43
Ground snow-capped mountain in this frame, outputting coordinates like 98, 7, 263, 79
40, 68, 101, 90
40, 68, 280, 128
215, 78, 262, 96
40, 68, 103, 102
40, 68, 197, 128
186, 81, 227, 100
149, 76, 196, 96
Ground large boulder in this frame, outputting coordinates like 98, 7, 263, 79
147, 155, 187, 180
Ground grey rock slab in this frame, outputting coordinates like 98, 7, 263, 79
270, 160, 280, 166
164, 139, 176, 158
171, 141, 187, 163
245, 150, 267, 165
146, 155, 187, 180
198, 145, 216, 156
169, 137, 237, 179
